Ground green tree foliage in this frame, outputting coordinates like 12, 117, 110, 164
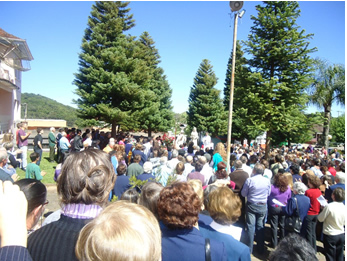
308, 58, 345, 148
243, 1, 316, 157
21, 93, 78, 127
223, 41, 262, 141
187, 59, 226, 136
74, 2, 172, 135
329, 114, 345, 144
136, 32, 174, 137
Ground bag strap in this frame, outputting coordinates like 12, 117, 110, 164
294, 197, 301, 221
205, 238, 211, 261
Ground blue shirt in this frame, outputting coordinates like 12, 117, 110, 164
59, 137, 70, 150
199, 223, 251, 261
160, 223, 227, 261
136, 173, 155, 182
241, 174, 271, 204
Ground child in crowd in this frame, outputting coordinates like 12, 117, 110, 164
25, 152, 46, 181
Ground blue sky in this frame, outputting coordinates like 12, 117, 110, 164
0, 1, 345, 117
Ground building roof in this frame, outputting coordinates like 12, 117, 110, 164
0, 28, 21, 40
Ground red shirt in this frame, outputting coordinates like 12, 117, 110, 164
305, 188, 322, 215
328, 166, 336, 177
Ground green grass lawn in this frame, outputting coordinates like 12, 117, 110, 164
16, 151, 57, 185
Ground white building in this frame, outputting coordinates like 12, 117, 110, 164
0, 28, 33, 134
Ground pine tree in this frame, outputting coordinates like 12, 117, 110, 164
187, 59, 226, 136
223, 41, 262, 141
136, 32, 174, 137
74, 1, 154, 135
244, 1, 316, 157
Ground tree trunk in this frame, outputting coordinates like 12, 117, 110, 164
323, 105, 331, 148
148, 127, 152, 138
111, 119, 117, 137
265, 129, 272, 160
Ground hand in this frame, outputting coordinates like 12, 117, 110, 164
11, 174, 19, 182
0, 181, 28, 247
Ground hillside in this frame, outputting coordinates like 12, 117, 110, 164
21, 93, 79, 127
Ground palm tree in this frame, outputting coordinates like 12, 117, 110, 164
308, 58, 345, 148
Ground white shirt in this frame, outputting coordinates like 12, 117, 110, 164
167, 158, 179, 170
200, 164, 214, 186
242, 164, 252, 177
318, 201, 346, 236
202, 135, 211, 148
210, 220, 242, 241
183, 163, 195, 178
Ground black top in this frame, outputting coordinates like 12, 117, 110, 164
28, 215, 92, 261
33, 134, 43, 150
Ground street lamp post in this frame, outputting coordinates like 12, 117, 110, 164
226, 2, 245, 173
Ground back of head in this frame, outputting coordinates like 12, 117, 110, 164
186, 155, 193, 163
172, 150, 178, 158
293, 182, 307, 195
253, 163, 265, 175
274, 173, 289, 192
15, 179, 47, 216
207, 187, 241, 225
269, 233, 318, 261
187, 179, 203, 200
157, 182, 201, 229
143, 162, 153, 174
198, 156, 207, 165
240, 156, 248, 164
120, 188, 139, 203
76, 201, 161, 261
138, 182, 163, 219
194, 161, 203, 172
234, 160, 242, 169
133, 154, 141, 163
333, 187, 345, 202
335, 171, 345, 184
57, 149, 116, 207
175, 161, 185, 174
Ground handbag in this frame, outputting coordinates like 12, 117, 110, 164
284, 197, 302, 233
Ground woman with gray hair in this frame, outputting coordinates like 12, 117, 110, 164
281, 182, 310, 236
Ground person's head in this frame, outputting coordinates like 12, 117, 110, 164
260, 158, 269, 169
143, 162, 153, 174
57, 150, 116, 207
194, 161, 203, 172
175, 161, 185, 175
157, 182, 201, 229
120, 188, 139, 203
133, 154, 141, 164
214, 143, 226, 160
293, 182, 308, 195
215, 162, 228, 179
240, 155, 248, 164
307, 174, 321, 189
76, 201, 161, 261
50, 127, 55, 132
269, 233, 318, 261
234, 160, 243, 169
138, 182, 164, 220
135, 143, 143, 151
275, 154, 282, 163
198, 156, 207, 165
203, 185, 219, 210
2, 133, 14, 143
171, 150, 178, 158
289, 164, 300, 175
36, 127, 43, 134
332, 187, 345, 202
207, 187, 241, 225
21, 122, 28, 129
186, 155, 193, 164
253, 163, 265, 175
187, 179, 203, 200
116, 163, 127, 176
274, 173, 289, 192
335, 171, 345, 184
30, 152, 40, 162
3, 142, 14, 151
14, 179, 47, 230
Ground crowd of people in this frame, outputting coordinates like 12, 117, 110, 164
0, 125, 345, 261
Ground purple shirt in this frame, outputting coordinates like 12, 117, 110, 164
241, 174, 271, 204
268, 185, 291, 207
188, 171, 205, 185
18, 129, 28, 146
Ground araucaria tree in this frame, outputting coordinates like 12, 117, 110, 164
244, 1, 316, 157
74, 2, 173, 135
187, 59, 226, 136
308, 58, 345, 147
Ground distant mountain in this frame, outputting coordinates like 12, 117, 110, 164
21, 93, 78, 127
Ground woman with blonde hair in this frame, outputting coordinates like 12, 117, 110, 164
212, 142, 227, 171
76, 201, 161, 261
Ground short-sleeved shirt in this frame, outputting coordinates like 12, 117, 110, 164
18, 129, 28, 147
34, 134, 43, 150
26, 163, 43, 180
59, 137, 70, 150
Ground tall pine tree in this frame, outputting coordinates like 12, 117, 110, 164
74, 1, 156, 135
136, 32, 174, 137
223, 40, 262, 141
187, 59, 226, 136
244, 1, 316, 157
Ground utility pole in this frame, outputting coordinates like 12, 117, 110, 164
226, 1, 245, 173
